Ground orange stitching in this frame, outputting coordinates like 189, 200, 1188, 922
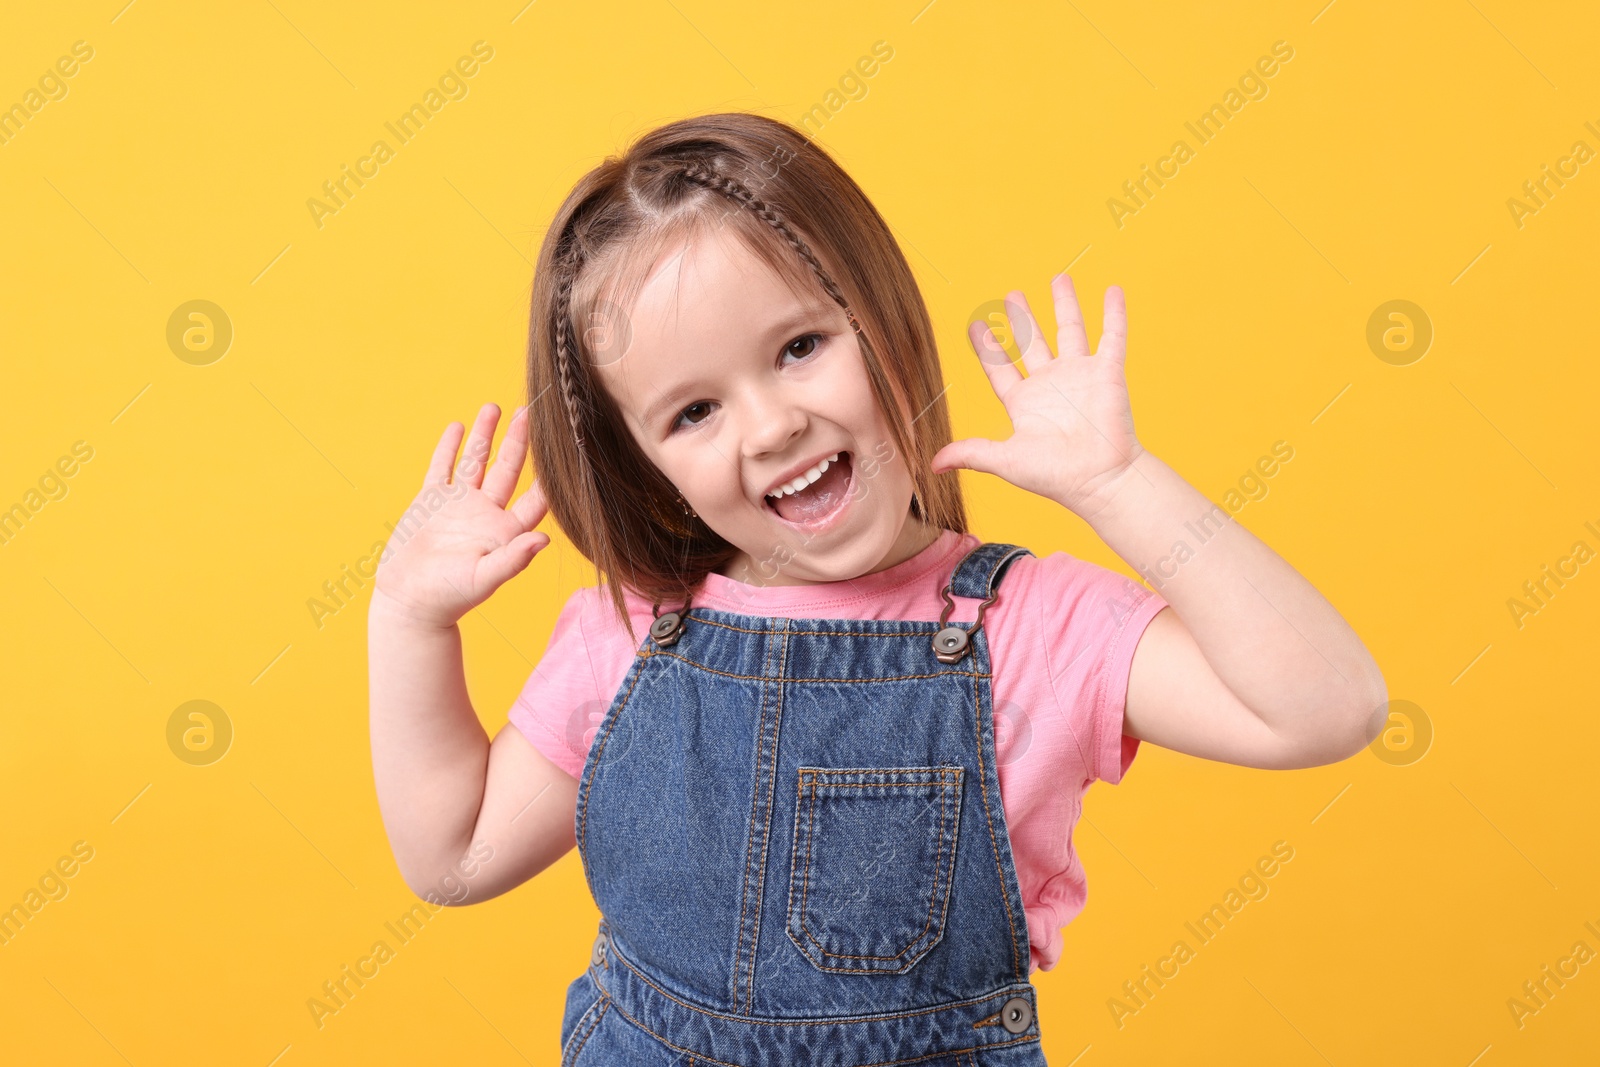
741, 622, 789, 1014
925, 776, 962, 959
639, 649, 985, 685
569, 1004, 604, 1062
800, 774, 949, 962
577, 661, 650, 874
790, 769, 964, 968
971, 654, 1023, 980
799, 769, 818, 951
688, 616, 947, 637
562, 993, 608, 1065
798, 783, 956, 790
610, 937, 1028, 1027
733, 628, 777, 1014
570, 998, 606, 1061
795, 770, 961, 784
562, 993, 601, 1055
599, 985, 1039, 1067
971, 1011, 1001, 1029
784, 770, 809, 975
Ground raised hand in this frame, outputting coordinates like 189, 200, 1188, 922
372, 403, 551, 629
931, 274, 1145, 521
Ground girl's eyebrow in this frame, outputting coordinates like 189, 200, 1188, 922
641, 382, 700, 428
760, 301, 839, 341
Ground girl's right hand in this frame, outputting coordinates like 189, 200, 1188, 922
372, 403, 551, 630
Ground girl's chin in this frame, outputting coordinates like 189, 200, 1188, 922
720, 513, 909, 589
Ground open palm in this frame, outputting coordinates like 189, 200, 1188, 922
932, 274, 1144, 521
373, 403, 551, 629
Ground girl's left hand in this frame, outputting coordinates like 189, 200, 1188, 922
931, 274, 1145, 522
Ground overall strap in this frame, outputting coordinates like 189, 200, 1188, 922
930, 542, 1034, 664
946, 541, 1033, 602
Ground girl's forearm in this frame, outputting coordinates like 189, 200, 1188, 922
368, 588, 490, 892
1073, 448, 1386, 743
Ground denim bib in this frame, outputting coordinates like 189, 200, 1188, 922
559, 541, 1048, 1066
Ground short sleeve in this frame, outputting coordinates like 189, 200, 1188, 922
505, 587, 638, 779
1030, 552, 1169, 785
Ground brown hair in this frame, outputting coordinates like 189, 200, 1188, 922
526, 110, 966, 636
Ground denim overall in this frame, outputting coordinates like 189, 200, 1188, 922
560, 542, 1049, 1066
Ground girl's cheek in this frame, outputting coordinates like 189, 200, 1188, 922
856, 438, 899, 482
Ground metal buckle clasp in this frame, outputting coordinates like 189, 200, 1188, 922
932, 583, 997, 663
648, 593, 692, 647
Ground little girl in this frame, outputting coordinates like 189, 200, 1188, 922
368, 112, 1387, 1065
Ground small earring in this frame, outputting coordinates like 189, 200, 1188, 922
676, 492, 697, 519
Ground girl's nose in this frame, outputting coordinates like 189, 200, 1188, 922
740, 391, 807, 457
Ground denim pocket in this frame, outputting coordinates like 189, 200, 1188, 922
786, 765, 965, 974
558, 973, 607, 1067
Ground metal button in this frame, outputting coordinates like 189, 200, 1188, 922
999, 996, 1033, 1034
649, 611, 683, 646
591, 931, 608, 967
932, 625, 969, 663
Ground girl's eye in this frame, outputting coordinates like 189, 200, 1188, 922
782, 332, 825, 363
669, 333, 824, 433
673, 400, 716, 432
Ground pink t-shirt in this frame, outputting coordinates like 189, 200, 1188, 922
508, 529, 1168, 973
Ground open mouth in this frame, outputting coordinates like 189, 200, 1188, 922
762, 451, 854, 530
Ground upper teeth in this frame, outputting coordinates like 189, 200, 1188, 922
766, 452, 841, 499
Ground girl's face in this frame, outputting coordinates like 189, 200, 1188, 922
593, 225, 939, 587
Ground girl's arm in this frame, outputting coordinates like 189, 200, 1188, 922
369, 593, 579, 903
933, 276, 1387, 770
1084, 451, 1385, 768
369, 404, 578, 902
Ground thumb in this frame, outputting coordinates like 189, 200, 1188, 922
476, 530, 551, 592
931, 437, 1005, 477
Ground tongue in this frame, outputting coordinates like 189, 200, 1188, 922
773, 454, 852, 523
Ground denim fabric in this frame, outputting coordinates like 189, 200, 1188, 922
560, 542, 1050, 1066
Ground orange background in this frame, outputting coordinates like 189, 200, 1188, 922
2, 1, 1596, 1062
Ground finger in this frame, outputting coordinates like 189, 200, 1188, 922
424, 422, 466, 488
454, 403, 501, 489
1096, 285, 1127, 364
967, 320, 1024, 397
477, 530, 552, 592
1005, 290, 1056, 375
508, 478, 549, 529
931, 437, 1005, 477
1052, 273, 1091, 359
482, 403, 531, 507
